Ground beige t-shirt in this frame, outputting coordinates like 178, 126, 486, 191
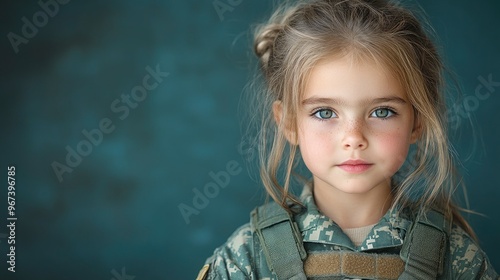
343, 223, 376, 247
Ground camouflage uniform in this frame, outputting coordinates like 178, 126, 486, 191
200, 186, 499, 279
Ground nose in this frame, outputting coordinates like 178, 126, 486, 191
341, 121, 368, 150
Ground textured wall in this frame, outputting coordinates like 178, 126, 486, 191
1, 0, 499, 279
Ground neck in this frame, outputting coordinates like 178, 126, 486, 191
313, 179, 393, 229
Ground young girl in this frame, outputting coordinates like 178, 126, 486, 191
198, 0, 499, 279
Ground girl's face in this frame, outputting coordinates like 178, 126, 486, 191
296, 55, 420, 197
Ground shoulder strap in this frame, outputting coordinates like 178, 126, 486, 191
399, 209, 452, 280
251, 202, 307, 280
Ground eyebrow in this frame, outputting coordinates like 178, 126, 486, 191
301, 96, 407, 106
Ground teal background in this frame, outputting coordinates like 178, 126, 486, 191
0, 0, 499, 279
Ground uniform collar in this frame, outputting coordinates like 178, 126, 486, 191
294, 184, 413, 251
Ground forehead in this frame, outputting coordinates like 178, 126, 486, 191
302, 54, 406, 103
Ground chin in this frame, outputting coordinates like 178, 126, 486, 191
325, 180, 374, 194
339, 187, 375, 195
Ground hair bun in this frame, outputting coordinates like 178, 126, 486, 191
254, 24, 282, 71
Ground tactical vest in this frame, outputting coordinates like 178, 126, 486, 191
251, 202, 452, 280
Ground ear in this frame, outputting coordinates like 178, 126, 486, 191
272, 101, 298, 145
410, 112, 422, 144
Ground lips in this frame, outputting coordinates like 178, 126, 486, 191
337, 159, 373, 173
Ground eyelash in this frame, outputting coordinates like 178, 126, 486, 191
310, 106, 398, 121
370, 107, 398, 119
310, 107, 337, 122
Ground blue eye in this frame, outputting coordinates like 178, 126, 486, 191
313, 109, 336, 119
371, 108, 396, 118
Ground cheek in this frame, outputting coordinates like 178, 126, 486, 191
299, 131, 322, 156
375, 130, 411, 171
298, 126, 334, 162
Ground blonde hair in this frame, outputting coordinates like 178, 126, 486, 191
251, 0, 475, 237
